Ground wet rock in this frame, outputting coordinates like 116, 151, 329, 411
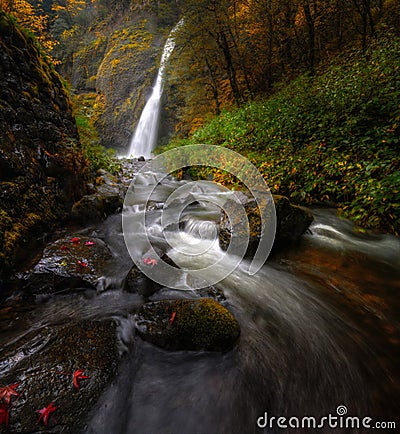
0, 319, 120, 433
71, 170, 126, 222
125, 264, 161, 298
196, 285, 226, 302
274, 195, 314, 245
135, 298, 240, 352
219, 193, 313, 254
17, 236, 112, 295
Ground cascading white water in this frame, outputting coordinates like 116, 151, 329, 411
127, 26, 179, 158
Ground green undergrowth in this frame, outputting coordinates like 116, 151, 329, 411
160, 35, 400, 235
73, 93, 120, 175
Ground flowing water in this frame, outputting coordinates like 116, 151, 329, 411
2, 165, 399, 433
83, 171, 400, 434
127, 26, 179, 158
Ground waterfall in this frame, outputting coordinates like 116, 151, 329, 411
127, 26, 179, 159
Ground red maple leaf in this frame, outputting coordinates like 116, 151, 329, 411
77, 260, 88, 268
70, 237, 80, 244
169, 311, 177, 325
0, 404, 9, 427
0, 384, 19, 405
143, 257, 157, 267
37, 402, 57, 426
84, 241, 95, 246
73, 370, 89, 390
60, 245, 69, 251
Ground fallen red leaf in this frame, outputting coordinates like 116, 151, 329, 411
70, 237, 80, 244
0, 384, 19, 405
143, 257, 157, 267
169, 311, 177, 325
60, 245, 69, 251
77, 260, 88, 268
85, 241, 95, 246
0, 404, 9, 427
73, 370, 89, 390
37, 402, 57, 426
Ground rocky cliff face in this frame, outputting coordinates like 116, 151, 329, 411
69, 12, 172, 153
94, 20, 165, 152
0, 12, 86, 276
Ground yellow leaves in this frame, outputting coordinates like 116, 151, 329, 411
3, 0, 59, 63
62, 26, 78, 41
51, 4, 67, 14
52, 0, 86, 18
111, 58, 120, 68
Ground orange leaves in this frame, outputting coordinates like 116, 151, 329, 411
143, 257, 157, 267
0, 368, 91, 429
169, 312, 177, 325
0, 384, 19, 405
0, 383, 20, 428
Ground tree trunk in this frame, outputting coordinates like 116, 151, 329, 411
303, 0, 316, 76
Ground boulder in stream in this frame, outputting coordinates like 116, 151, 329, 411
17, 236, 112, 295
135, 298, 240, 352
219, 193, 313, 254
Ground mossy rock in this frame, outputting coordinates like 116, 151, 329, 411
71, 169, 126, 222
135, 298, 240, 352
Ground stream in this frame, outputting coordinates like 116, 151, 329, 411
2, 162, 399, 433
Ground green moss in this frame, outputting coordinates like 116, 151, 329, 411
136, 298, 241, 352
72, 93, 120, 175
171, 298, 240, 351
2, 213, 41, 257
0, 210, 13, 245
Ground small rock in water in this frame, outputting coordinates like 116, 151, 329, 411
138, 156, 145, 161
124, 264, 161, 298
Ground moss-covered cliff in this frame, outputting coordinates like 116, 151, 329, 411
68, 6, 175, 153
94, 19, 165, 151
0, 12, 86, 277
